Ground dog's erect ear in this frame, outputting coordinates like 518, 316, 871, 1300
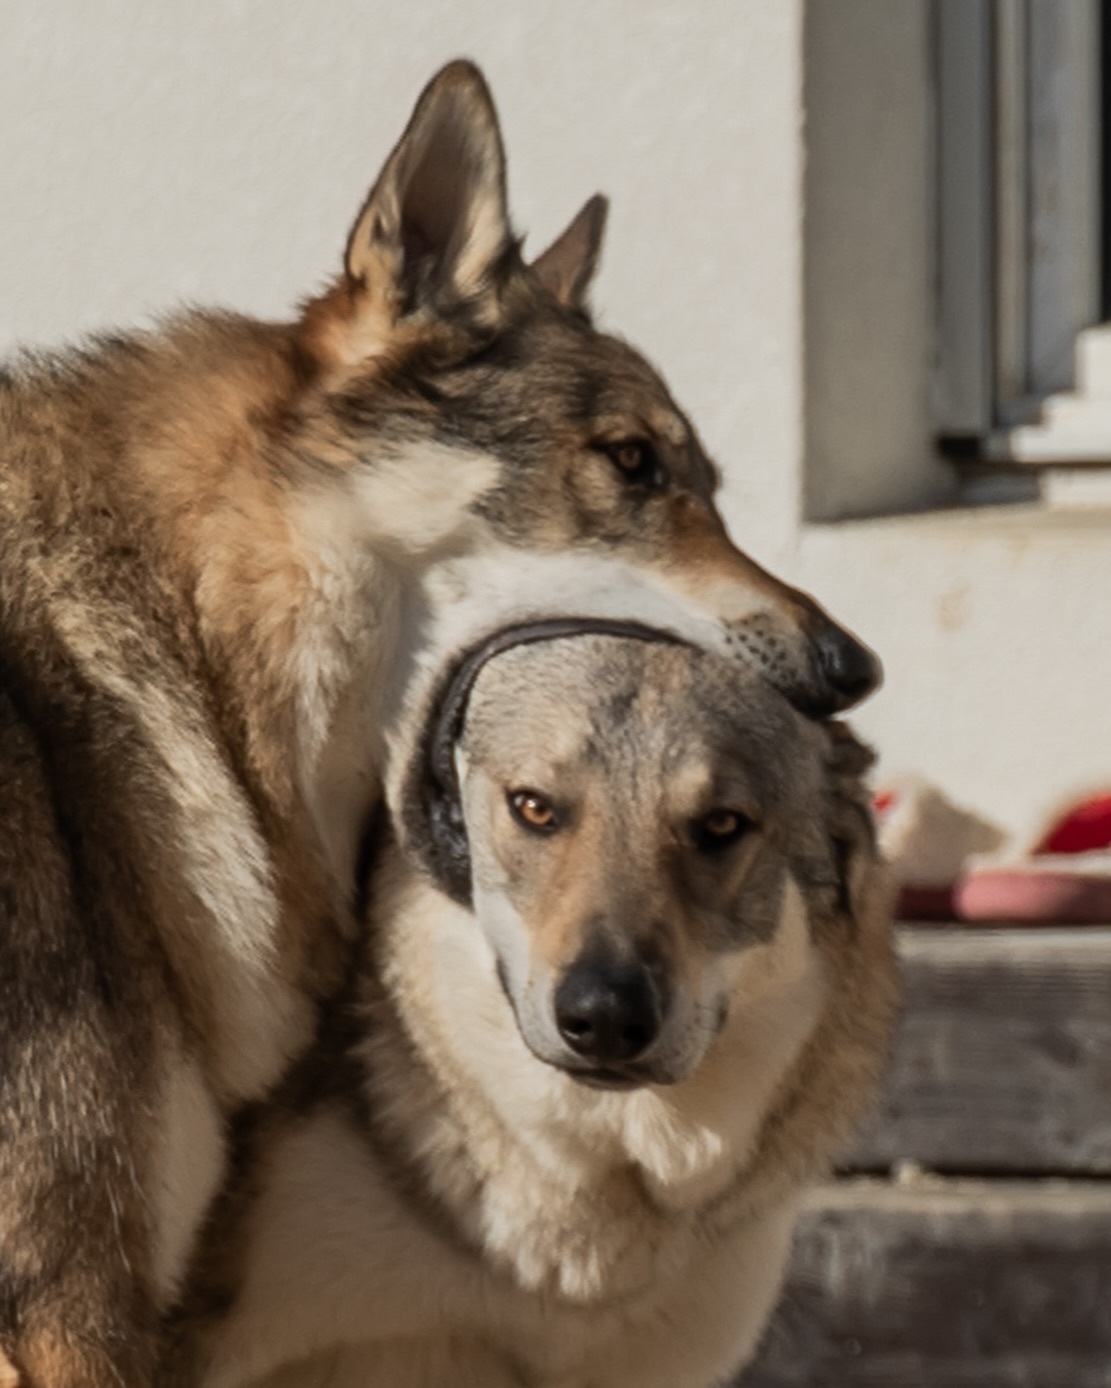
530, 195, 608, 309
345, 61, 512, 319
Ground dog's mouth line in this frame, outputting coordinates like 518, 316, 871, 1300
539, 1043, 681, 1091
568, 1069, 643, 1092
562, 1064, 666, 1092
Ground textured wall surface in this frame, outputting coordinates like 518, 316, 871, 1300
2, 0, 1109, 842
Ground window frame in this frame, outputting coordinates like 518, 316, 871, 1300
935, 0, 1106, 464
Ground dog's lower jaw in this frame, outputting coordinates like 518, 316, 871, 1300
565, 1068, 648, 1092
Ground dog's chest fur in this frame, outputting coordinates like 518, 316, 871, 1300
187, 859, 828, 1388
199, 1106, 799, 1388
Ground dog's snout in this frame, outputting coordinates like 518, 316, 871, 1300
554, 954, 663, 1066
810, 615, 882, 714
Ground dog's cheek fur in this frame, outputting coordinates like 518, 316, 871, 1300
461, 787, 567, 1059
731, 863, 898, 1225
626, 876, 830, 1198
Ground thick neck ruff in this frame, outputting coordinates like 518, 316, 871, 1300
407, 617, 691, 905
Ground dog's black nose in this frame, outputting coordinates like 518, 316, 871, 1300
554, 954, 663, 1065
812, 616, 882, 713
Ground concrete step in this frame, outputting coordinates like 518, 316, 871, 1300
745, 1177, 1111, 1387
742, 926, 1111, 1386
851, 926, 1111, 1175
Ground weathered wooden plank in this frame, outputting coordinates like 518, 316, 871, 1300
848, 927, 1111, 1174
743, 1178, 1111, 1387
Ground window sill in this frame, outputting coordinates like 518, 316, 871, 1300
802, 493, 1111, 538
986, 429, 1111, 468
970, 457, 1111, 510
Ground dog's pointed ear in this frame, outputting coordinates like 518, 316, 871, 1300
530, 195, 608, 309
345, 61, 512, 320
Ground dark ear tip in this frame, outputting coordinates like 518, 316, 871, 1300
431, 57, 486, 84
582, 195, 610, 249
422, 58, 497, 111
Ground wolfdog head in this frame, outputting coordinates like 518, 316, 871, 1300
295, 61, 879, 721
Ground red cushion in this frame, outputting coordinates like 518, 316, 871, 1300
1035, 793, 1111, 855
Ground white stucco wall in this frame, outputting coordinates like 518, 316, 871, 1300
3, 0, 1109, 845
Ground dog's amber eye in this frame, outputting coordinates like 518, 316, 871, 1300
692, 809, 751, 853
508, 790, 559, 833
600, 439, 668, 490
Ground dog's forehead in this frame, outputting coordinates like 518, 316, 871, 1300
460, 639, 627, 771
583, 331, 682, 412
542, 325, 718, 489
460, 636, 814, 798
479, 312, 689, 429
